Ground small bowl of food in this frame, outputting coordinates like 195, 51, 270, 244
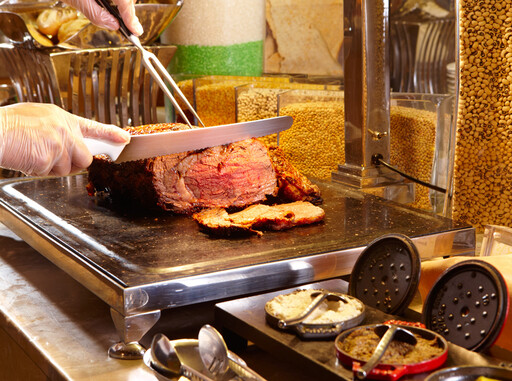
335, 323, 448, 380
265, 288, 365, 339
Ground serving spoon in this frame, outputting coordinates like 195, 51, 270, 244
198, 324, 267, 381
278, 290, 349, 329
356, 324, 417, 380
150, 333, 182, 378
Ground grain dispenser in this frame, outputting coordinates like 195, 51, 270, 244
332, 0, 454, 217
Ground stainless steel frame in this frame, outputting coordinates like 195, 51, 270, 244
0, 175, 474, 358
333, 0, 414, 202
0, 12, 176, 128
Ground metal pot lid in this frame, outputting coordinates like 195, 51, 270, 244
349, 233, 420, 315
422, 259, 509, 352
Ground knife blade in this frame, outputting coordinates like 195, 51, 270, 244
84, 116, 293, 164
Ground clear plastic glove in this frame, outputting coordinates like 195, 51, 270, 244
0, 103, 130, 177
62, 0, 143, 36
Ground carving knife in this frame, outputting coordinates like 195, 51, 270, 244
84, 116, 293, 163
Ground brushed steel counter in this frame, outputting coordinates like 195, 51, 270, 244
0, 223, 509, 380
0, 224, 155, 380
0, 223, 328, 380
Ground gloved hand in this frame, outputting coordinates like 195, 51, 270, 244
0, 103, 130, 177
62, 0, 143, 36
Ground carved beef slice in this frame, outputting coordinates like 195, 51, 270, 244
193, 201, 325, 236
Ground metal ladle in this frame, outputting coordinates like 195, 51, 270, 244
356, 324, 417, 380
278, 290, 349, 329
198, 324, 267, 381
150, 333, 182, 378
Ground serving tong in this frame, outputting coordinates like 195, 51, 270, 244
95, 0, 204, 129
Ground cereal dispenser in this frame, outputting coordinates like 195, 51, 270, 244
332, 0, 414, 203
333, 0, 455, 217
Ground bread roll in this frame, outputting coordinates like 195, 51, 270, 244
26, 23, 54, 47
36, 8, 78, 36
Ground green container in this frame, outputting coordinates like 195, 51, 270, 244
169, 41, 264, 76
162, 0, 265, 77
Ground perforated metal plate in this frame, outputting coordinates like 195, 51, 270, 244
348, 233, 420, 315
422, 259, 509, 352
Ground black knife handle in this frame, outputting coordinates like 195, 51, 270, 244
95, 0, 132, 37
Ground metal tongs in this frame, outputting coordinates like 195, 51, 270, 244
95, 0, 205, 129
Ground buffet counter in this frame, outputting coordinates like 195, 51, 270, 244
1, 219, 511, 381
0, 223, 156, 380
0, 222, 322, 380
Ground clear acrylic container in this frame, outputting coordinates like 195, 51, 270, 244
236, 81, 327, 122
235, 82, 330, 147
193, 75, 291, 126
290, 74, 343, 89
390, 93, 455, 215
480, 225, 512, 257
277, 89, 345, 181
275, 90, 455, 214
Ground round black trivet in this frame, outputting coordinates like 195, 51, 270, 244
422, 259, 509, 352
348, 233, 421, 315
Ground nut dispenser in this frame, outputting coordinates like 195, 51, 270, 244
422, 259, 509, 352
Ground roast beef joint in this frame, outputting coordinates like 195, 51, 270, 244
87, 123, 324, 236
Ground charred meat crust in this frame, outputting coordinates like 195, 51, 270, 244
88, 136, 278, 214
267, 146, 323, 205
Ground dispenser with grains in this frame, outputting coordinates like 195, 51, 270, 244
277, 89, 345, 181
162, 0, 265, 77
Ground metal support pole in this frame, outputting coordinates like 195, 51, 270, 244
332, 0, 414, 203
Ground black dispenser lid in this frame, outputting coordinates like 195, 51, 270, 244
349, 233, 421, 315
422, 259, 509, 352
